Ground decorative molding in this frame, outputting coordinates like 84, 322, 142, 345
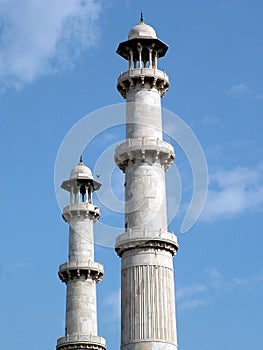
57, 335, 106, 350
57, 341, 106, 350
117, 68, 170, 98
115, 137, 175, 172
115, 237, 178, 257
63, 203, 100, 222
58, 261, 104, 283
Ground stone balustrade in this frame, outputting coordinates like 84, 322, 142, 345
62, 203, 100, 222
57, 334, 106, 350
117, 67, 170, 98
114, 137, 175, 172
58, 260, 104, 283
115, 229, 178, 257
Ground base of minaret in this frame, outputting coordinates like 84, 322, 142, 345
56, 335, 106, 350
115, 232, 178, 350
121, 341, 177, 350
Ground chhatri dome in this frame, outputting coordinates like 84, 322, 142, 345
128, 16, 157, 40
70, 156, 93, 180
116, 14, 168, 62
61, 156, 101, 192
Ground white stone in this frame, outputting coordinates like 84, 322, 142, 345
57, 161, 106, 350
115, 21, 178, 350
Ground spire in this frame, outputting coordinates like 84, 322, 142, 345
140, 12, 143, 23
79, 155, 83, 164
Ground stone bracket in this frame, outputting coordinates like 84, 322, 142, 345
57, 343, 106, 350
57, 335, 106, 350
117, 68, 170, 98
63, 203, 100, 222
114, 137, 175, 172
115, 231, 179, 257
58, 261, 104, 283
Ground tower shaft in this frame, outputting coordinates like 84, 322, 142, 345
65, 218, 98, 337
115, 20, 178, 350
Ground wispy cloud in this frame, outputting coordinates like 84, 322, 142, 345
205, 267, 263, 292
202, 114, 222, 127
201, 165, 263, 222
226, 82, 249, 96
177, 283, 207, 300
176, 281, 210, 310
0, 0, 102, 91
226, 82, 263, 101
177, 267, 263, 310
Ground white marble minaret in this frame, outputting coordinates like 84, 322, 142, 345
115, 17, 179, 350
56, 158, 106, 350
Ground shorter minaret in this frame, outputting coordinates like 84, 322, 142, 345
56, 157, 106, 350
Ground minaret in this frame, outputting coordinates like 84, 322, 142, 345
115, 17, 179, 350
56, 158, 106, 350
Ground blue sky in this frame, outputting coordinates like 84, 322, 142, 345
0, 1, 263, 350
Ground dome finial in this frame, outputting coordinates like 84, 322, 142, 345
140, 12, 143, 23
79, 155, 83, 164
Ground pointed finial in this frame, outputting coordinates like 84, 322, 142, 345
79, 155, 83, 164
140, 12, 143, 23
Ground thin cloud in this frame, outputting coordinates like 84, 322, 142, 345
176, 281, 210, 310
176, 283, 207, 300
227, 83, 263, 100
177, 267, 263, 311
178, 298, 209, 310
226, 82, 248, 96
201, 165, 263, 222
202, 114, 222, 127
0, 0, 102, 91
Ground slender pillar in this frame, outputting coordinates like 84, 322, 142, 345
129, 49, 134, 69
115, 20, 178, 350
154, 50, 158, 69
56, 160, 106, 350
137, 43, 142, 68
148, 46, 153, 68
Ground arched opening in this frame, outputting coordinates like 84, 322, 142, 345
80, 184, 86, 202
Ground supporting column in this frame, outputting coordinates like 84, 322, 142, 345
129, 49, 134, 69
154, 51, 158, 69
148, 47, 153, 68
137, 43, 142, 68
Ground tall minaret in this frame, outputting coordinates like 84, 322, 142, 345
56, 158, 106, 350
115, 17, 179, 350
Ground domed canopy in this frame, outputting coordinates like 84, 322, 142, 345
116, 20, 168, 61
128, 22, 157, 40
61, 158, 101, 192
70, 162, 93, 180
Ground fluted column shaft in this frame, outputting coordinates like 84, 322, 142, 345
121, 249, 177, 350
